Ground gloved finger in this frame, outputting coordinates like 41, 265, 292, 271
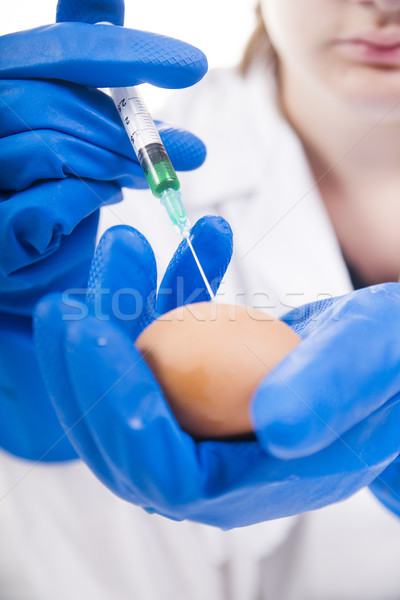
251, 284, 400, 460
280, 296, 342, 340
0, 130, 143, 192
0, 178, 121, 276
0, 79, 125, 142
62, 315, 204, 510
33, 293, 138, 496
1, 79, 206, 166
56, 0, 125, 26
0, 23, 207, 89
0, 210, 98, 317
156, 216, 233, 315
157, 122, 207, 172
86, 226, 157, 340
0, 127, 206, 193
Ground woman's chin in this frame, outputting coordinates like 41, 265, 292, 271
328, 66, 400, 119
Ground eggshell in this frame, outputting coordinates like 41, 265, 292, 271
136, 302, 300, 439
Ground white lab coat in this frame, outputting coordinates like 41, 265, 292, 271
1, 66, 400, 600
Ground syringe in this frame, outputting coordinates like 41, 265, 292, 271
109, 86, 215, 301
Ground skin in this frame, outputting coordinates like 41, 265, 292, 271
260, 0, 400, 284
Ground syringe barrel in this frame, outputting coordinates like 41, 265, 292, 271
109, 86, 180, 198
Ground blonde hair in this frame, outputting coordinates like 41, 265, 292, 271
239, 3, 277, 75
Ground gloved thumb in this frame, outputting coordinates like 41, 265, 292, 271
56, 0, 125, 25
251, 285, 400, 460
157, 216, 233, 315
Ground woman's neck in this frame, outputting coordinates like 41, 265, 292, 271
279, 64, 400, 285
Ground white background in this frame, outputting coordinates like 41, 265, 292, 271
0, 0, 258, 109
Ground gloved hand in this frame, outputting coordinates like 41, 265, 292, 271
0, 0, 208, 461
0, 0, 207, 316
34, 218, 400, 527
1, 216, 228, 461
252, 290, 400, 520
30, 215, 229, 463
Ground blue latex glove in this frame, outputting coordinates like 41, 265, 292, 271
0, 215, 229, 461
0, 0, 208, 460
34, 220, 400, 526
252, 288, 400, 459
252, 290, 400, 519
29, 216, 230, 463
0, 0, 207, 316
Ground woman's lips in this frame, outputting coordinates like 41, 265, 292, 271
335, 32, 400, 66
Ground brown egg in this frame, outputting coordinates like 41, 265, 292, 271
136, 302, 300, 439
